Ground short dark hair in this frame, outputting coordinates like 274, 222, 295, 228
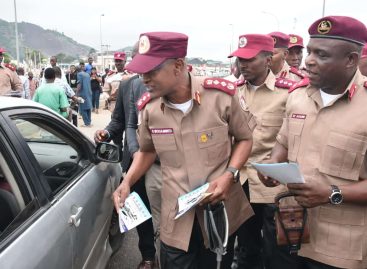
44, 67, 56, 79
53, 66, 62, 78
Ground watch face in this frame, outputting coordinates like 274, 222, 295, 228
331, 192, 343, 204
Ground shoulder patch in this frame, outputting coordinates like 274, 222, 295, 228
364, 81, 367, 89
288, 77, 310, 93
289, 66, 306, 79
203, 78, 236, 96
275, 77, 296, 89
136, 92, 152, 111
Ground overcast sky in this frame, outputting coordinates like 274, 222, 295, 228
1, 0, 366, 61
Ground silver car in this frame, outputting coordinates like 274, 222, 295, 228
0, 97, 122, 269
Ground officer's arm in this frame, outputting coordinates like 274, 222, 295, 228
113, 151, 156, 211
269, 142, 288, 163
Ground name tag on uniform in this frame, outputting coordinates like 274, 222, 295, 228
150, 128, 174, 134
291, 113, 306, 119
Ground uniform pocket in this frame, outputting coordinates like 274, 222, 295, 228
287, 118, 305, 161
319, 131, 367, 180
152, 134, 180, 168
313, 205, 365, 260
196, 125, 230, 167
260, 113, 284, 145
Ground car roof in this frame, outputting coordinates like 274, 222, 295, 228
0, 97, 58, 114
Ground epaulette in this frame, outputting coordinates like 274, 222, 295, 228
288, 77, 310, 93
235, 79, 246, 87
289, 66, 306, 79
107, 70, 116, 76
203, 78, 236, 96
5, 63, 16, 72
136, 92, 152, 111
364, 81, 367, 89
275, 78, 296, 89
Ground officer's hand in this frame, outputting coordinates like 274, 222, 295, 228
113, 181, 130, 213
202, 172, 233, 205
94, 129, 108, 143
257, 159, 281, 187
287, 181, 329, 208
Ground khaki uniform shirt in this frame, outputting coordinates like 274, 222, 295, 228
277, 70, 367, 269
103, 71, 132, 112
138, 75, 255, 251
238, 71, 289, 203
0, 63, 22, 96
276, 61, 304, 82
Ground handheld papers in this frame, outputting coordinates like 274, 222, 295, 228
119, 192, 152, 233
175, 183, 212, 220
251, 162, 305, 184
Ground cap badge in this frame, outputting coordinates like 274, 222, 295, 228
290, 36, 298, 43
139, 35, 150, 54
317, 20, 332, 34
200, 134, 208, 143
238, 37, 247, 48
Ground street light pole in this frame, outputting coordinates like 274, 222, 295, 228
13, 0, 20, 64
100, 14, 104, 68
229, 24, 234, 68
322, 0, 326, 17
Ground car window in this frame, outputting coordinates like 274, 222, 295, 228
0, 150, 38, 241
11, 118, 91, 195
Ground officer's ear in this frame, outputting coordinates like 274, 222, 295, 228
173, 58, 186, 72
346, 51, 360, 69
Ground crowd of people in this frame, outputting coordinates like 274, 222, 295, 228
2, 13, 367, 269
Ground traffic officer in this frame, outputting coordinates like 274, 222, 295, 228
286, 34, 304, 70
113, 31, 255, 268
269, 32, 305, 82
103, 52, 132, 112
260, 15, 367, 269
359, 44, 367, 76
228, 34, 299, 269
0, 47, 22, 97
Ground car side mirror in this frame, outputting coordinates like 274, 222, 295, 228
95, 142, 121, 163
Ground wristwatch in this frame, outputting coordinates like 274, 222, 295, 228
329, 185, 343, 205
226, 167, 240, 183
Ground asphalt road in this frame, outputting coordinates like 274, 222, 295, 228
78, 109, 142, 269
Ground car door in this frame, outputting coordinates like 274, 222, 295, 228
0, 107, 121, 269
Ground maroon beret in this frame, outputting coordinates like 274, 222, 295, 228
268, 32, 289, 48
126, 32, 188, 74
308, 16, 367, 46
288, 34, 304, 49
228, 34, 274, 59
362, 44, 367, 59
114, 52, 126, 60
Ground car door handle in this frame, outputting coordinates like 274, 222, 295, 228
69, 206, 83, 227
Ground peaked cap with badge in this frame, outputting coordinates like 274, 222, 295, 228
228, 34, 274, 59
114, 51, 126, 61
268, 32, 289, 48
126, 32, 188, 74
288, 34, 304, 49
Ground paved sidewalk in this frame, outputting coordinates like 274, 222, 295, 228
77, 109, 111, 140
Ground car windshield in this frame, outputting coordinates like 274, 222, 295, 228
13, 119, 65, 144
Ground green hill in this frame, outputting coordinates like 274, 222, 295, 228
0, 19, 94, 61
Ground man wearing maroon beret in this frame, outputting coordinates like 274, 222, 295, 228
259, 15, 367, 269
112, 31, 255, 268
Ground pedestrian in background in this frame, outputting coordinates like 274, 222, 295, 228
91, 67, 102, 114
28, 71, 39, 99
76, 63, 93, 127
